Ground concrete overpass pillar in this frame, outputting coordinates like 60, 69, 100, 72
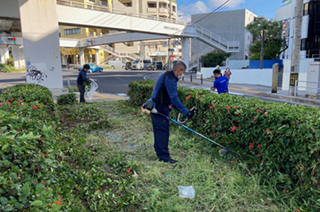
0, 47, 10, 64
95, 49, 100, 65
182, 38, 190, 71
19, 0, 63, 90
12, 45, 25, 70
79, 48, 85, 65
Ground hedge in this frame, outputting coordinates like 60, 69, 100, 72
0, 84, 138, 211
128, 79, 320, 210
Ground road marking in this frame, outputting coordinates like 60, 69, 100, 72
117, 93, 127, 97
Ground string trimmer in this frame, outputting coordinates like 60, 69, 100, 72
141, 99, 231, 154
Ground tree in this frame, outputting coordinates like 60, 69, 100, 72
201, 51, 231, 67
246, 19, 283, 60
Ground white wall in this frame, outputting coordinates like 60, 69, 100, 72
201, 67, 273, 86
226, 60, 249, 69
282, 59, 314, 91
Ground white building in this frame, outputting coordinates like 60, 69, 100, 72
191, 9, 257, 60
275, 0, 315, 91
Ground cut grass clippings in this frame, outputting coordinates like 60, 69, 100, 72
60, 100, 294, 212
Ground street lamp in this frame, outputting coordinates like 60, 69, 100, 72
258, 21, 271, 69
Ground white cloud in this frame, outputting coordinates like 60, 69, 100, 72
209, 0, 245, 9
178, 1, 211, 16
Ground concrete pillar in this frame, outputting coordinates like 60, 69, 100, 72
79, 48, 85, 65
0, 47, 10, 64
19, 0, 63, 89
272, 63, 279, 93
182, 38, 190, 71
95, 49, 100, 65
62, 55, 67, 65
12, 45, 25, 69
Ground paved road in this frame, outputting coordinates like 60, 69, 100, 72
61, 69, 164, 94
0, 69, 164, 95
1, 70, 319, 107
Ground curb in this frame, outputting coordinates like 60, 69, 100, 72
256, 92, 320, 106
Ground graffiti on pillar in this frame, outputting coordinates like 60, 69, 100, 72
26, 66, 47, 84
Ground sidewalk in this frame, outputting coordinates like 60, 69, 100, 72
53, 92, 128, 103
179, 76, 320, 107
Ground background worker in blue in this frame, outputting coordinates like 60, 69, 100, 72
211, 69, 229, 94
77, 64, 91, 103
150, 61, 196, 164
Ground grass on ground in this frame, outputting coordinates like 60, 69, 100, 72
58, 100, 294, 212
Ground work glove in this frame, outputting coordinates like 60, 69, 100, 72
186, 107, 197, 120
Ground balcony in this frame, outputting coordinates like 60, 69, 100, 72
159, 8, 168, 13
147, 8, 157, 13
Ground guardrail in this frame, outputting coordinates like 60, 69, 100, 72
56, 0, 186, 25
294, 80, 320, 96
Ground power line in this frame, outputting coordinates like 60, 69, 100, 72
192, 0, 239, 26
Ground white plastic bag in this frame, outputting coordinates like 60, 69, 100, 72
178, 186, 195, 199
85, 79, 98, 101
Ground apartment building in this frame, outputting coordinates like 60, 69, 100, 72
59, 0, 113, 65
113, 0, 180, 63
60, 0, 180, 65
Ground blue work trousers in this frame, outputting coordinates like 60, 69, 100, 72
151, 105, 171, 161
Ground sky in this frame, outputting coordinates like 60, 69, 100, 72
176, 0, 286, 22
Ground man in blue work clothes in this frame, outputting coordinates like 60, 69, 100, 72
211, 69, 229, 94
150, 61, 196, 164
77, 64, 91, 103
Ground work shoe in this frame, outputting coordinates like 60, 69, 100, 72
159, 158, 178, 164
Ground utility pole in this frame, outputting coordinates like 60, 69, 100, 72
167, 0, 172, 71
289, 0, 303, 96
260, 27, 265, 69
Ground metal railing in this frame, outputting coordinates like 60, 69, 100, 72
294, 80, 320, 96
100, 45, 142, 60
56, 0, 187, 25
194, 25, 240, 52
181, 74, 204, 84
189, 46, 215, 69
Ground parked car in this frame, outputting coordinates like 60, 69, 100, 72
147, 62, 156, 71
143, 59, 152, 70
125, 62, 132, 70
78, 63, 103, 73
107, 60, 126, 69
147, 61, 163, 71
131, 60, 143, 70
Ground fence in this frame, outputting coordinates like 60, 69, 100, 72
294, 80, 320, 96
181, 73, 204, 84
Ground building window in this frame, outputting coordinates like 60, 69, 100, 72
301, 38, 307, 51
148, 2, 157, 8
159, 3, 167, 8
100, 0, 109, 7
86, 0, 96, 3
64, 28, 81, 35
303, 3, 309, 15
123, 2, 132, 6
172, 6, 176, 12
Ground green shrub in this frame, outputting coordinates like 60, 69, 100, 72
57, 93, 77, 105
1, 84, 55, 109
0, 64, 25, 73
6, 57, 14, 66
128, 80, 320, 210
